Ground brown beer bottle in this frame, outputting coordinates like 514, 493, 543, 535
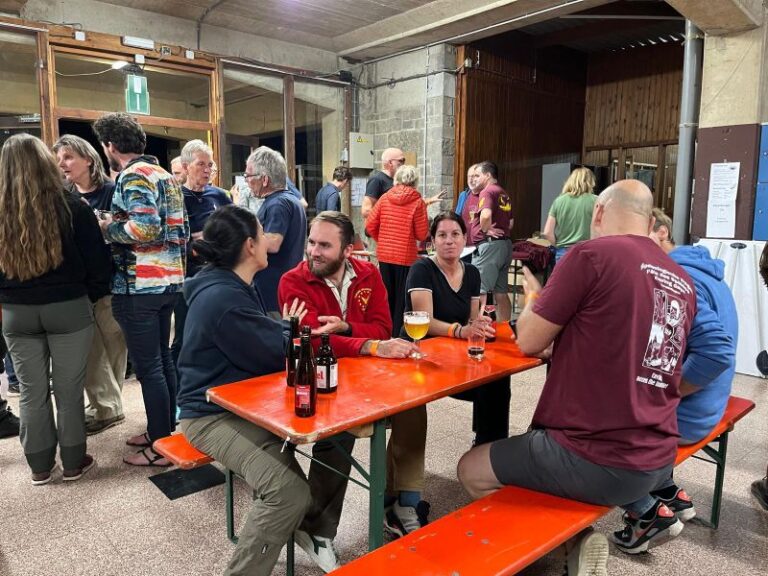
285, 316, 299, 387
316, 333, 338, 394
295, 328, 317, 417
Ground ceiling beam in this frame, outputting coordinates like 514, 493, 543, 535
665, 0, 762, 34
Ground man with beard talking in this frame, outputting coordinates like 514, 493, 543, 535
277, 211, 417, 572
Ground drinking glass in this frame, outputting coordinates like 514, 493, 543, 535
403, 311, 430, 359
467, 318, 486, 361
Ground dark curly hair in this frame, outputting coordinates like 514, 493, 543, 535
92, 112, 146, 155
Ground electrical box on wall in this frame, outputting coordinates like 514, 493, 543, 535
349, 132, 374, 169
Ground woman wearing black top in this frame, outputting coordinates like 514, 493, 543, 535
0, 134, 111, 484
403, 211, 511, 445
53, 134, 127, 435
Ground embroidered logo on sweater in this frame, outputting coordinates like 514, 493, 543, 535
354, 288, 372, 313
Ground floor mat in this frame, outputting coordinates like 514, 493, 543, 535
149, 464, 225, 500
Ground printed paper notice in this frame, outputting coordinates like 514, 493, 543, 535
351, 177, 366, 207
706, 162, 739, 238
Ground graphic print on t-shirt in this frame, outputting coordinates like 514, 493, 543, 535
642, 288, 687, 374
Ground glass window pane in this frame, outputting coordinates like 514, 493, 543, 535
222, 68, 284, 188
55, 53, 210, 121
294, 80, 345, 215
0, 30, 41, 145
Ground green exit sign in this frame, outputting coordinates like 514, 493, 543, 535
125, 74, 150, 116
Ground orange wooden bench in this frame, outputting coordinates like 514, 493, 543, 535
330, 395, 755, 575
153, 433, 237, 543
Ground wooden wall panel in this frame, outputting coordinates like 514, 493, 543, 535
456, 39, 586, 239
584, 44, 683, 149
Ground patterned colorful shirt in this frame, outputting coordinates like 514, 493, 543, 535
104, 156, 189, 295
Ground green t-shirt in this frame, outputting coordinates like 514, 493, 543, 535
549, 193, 597, 248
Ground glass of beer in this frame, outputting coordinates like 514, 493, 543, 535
403, 311, 430, 359
467, 318, 486, 361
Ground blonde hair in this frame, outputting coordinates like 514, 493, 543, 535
0, 134, 71, 280
562, 167, 596, 197
394, 164, 418, 187
53, 134, 108, 189
652, 207, 674, 237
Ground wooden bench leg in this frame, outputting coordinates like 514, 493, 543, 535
700, 432, 729, 529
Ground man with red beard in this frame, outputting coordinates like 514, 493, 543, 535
278, 210, 416, 572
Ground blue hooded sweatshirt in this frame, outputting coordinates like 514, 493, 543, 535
177, 266, 289, 419
671, 245, 738, 443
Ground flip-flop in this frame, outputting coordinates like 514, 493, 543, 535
126, 432, 151, 447
123, 447, 171, 467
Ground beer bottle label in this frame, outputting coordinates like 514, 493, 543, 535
328, 364, 338, 390
296, 385, 311, 408
316, 366, 327, 391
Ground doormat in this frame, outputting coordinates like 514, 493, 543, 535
149, 464, 225, 500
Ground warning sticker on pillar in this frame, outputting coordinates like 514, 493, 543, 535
125, 74, 150, 116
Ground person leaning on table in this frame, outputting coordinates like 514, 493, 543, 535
278, 210, 418, 572
177, 204, 311, 576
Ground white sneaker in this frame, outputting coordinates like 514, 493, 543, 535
566, 528, 609, 576
294, 529, 340, 573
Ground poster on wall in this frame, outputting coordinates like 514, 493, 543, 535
705, 162, 740, 238
351, 177, 367, 207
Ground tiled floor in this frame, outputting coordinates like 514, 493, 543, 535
0, 367, 766, 576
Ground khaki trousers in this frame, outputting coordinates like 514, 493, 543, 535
386, 405, 428, 493
181, 413, 311, 576
85, 296, 127, 420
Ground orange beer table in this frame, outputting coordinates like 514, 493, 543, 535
206, 322, 542, 550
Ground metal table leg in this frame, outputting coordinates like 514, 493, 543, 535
368, 419, 387, 550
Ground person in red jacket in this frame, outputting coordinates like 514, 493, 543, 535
278, 211, 417, 571
365, 164, 430, 336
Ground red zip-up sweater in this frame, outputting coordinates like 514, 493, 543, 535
277, 258, 392, 357
365, 184, 429, 266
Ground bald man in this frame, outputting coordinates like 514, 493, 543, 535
458, 181, 697, 570
361, 147, 405, 219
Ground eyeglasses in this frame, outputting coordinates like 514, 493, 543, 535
392, 157, 406, 164
243, 173, 261, 180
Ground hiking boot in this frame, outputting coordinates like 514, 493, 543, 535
31, 463, 58, 486
610, 501, 683, 554
0, 408, 20, 439
85, 414, 125, 436
751, 477, 768, 511
383, 501, 430, 537
63, 454, 96, 482
294, 530, 340, 573
7, 382, 20, 396
651, 487, 696, 522
566, 528, 608, 576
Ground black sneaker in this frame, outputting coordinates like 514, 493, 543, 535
610, 501, 683, 554
0, 409, 20, 438
7, 382, 20, 396
751, 477, 768, 511
652, 487, 696, 522
383, 501, 430, 537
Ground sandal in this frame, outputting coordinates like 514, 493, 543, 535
123, 447, 171, 467
126, 431, 151, 447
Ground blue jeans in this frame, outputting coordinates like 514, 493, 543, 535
554, 246, 569, 263
5, 352, 17, 385
112, 293, 178, 442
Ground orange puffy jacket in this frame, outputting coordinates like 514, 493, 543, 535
365, 184, 429, 266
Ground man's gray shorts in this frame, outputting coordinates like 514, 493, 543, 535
472, 238, 512, 294
489, 428, 673, 508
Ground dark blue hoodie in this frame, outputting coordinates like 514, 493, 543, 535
177, 266, 289, 419
671, 245, 738, 442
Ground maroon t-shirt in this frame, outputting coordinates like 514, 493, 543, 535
531, 235, 696, 471
467, 183, 512, 244
463, 192, 480, 246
